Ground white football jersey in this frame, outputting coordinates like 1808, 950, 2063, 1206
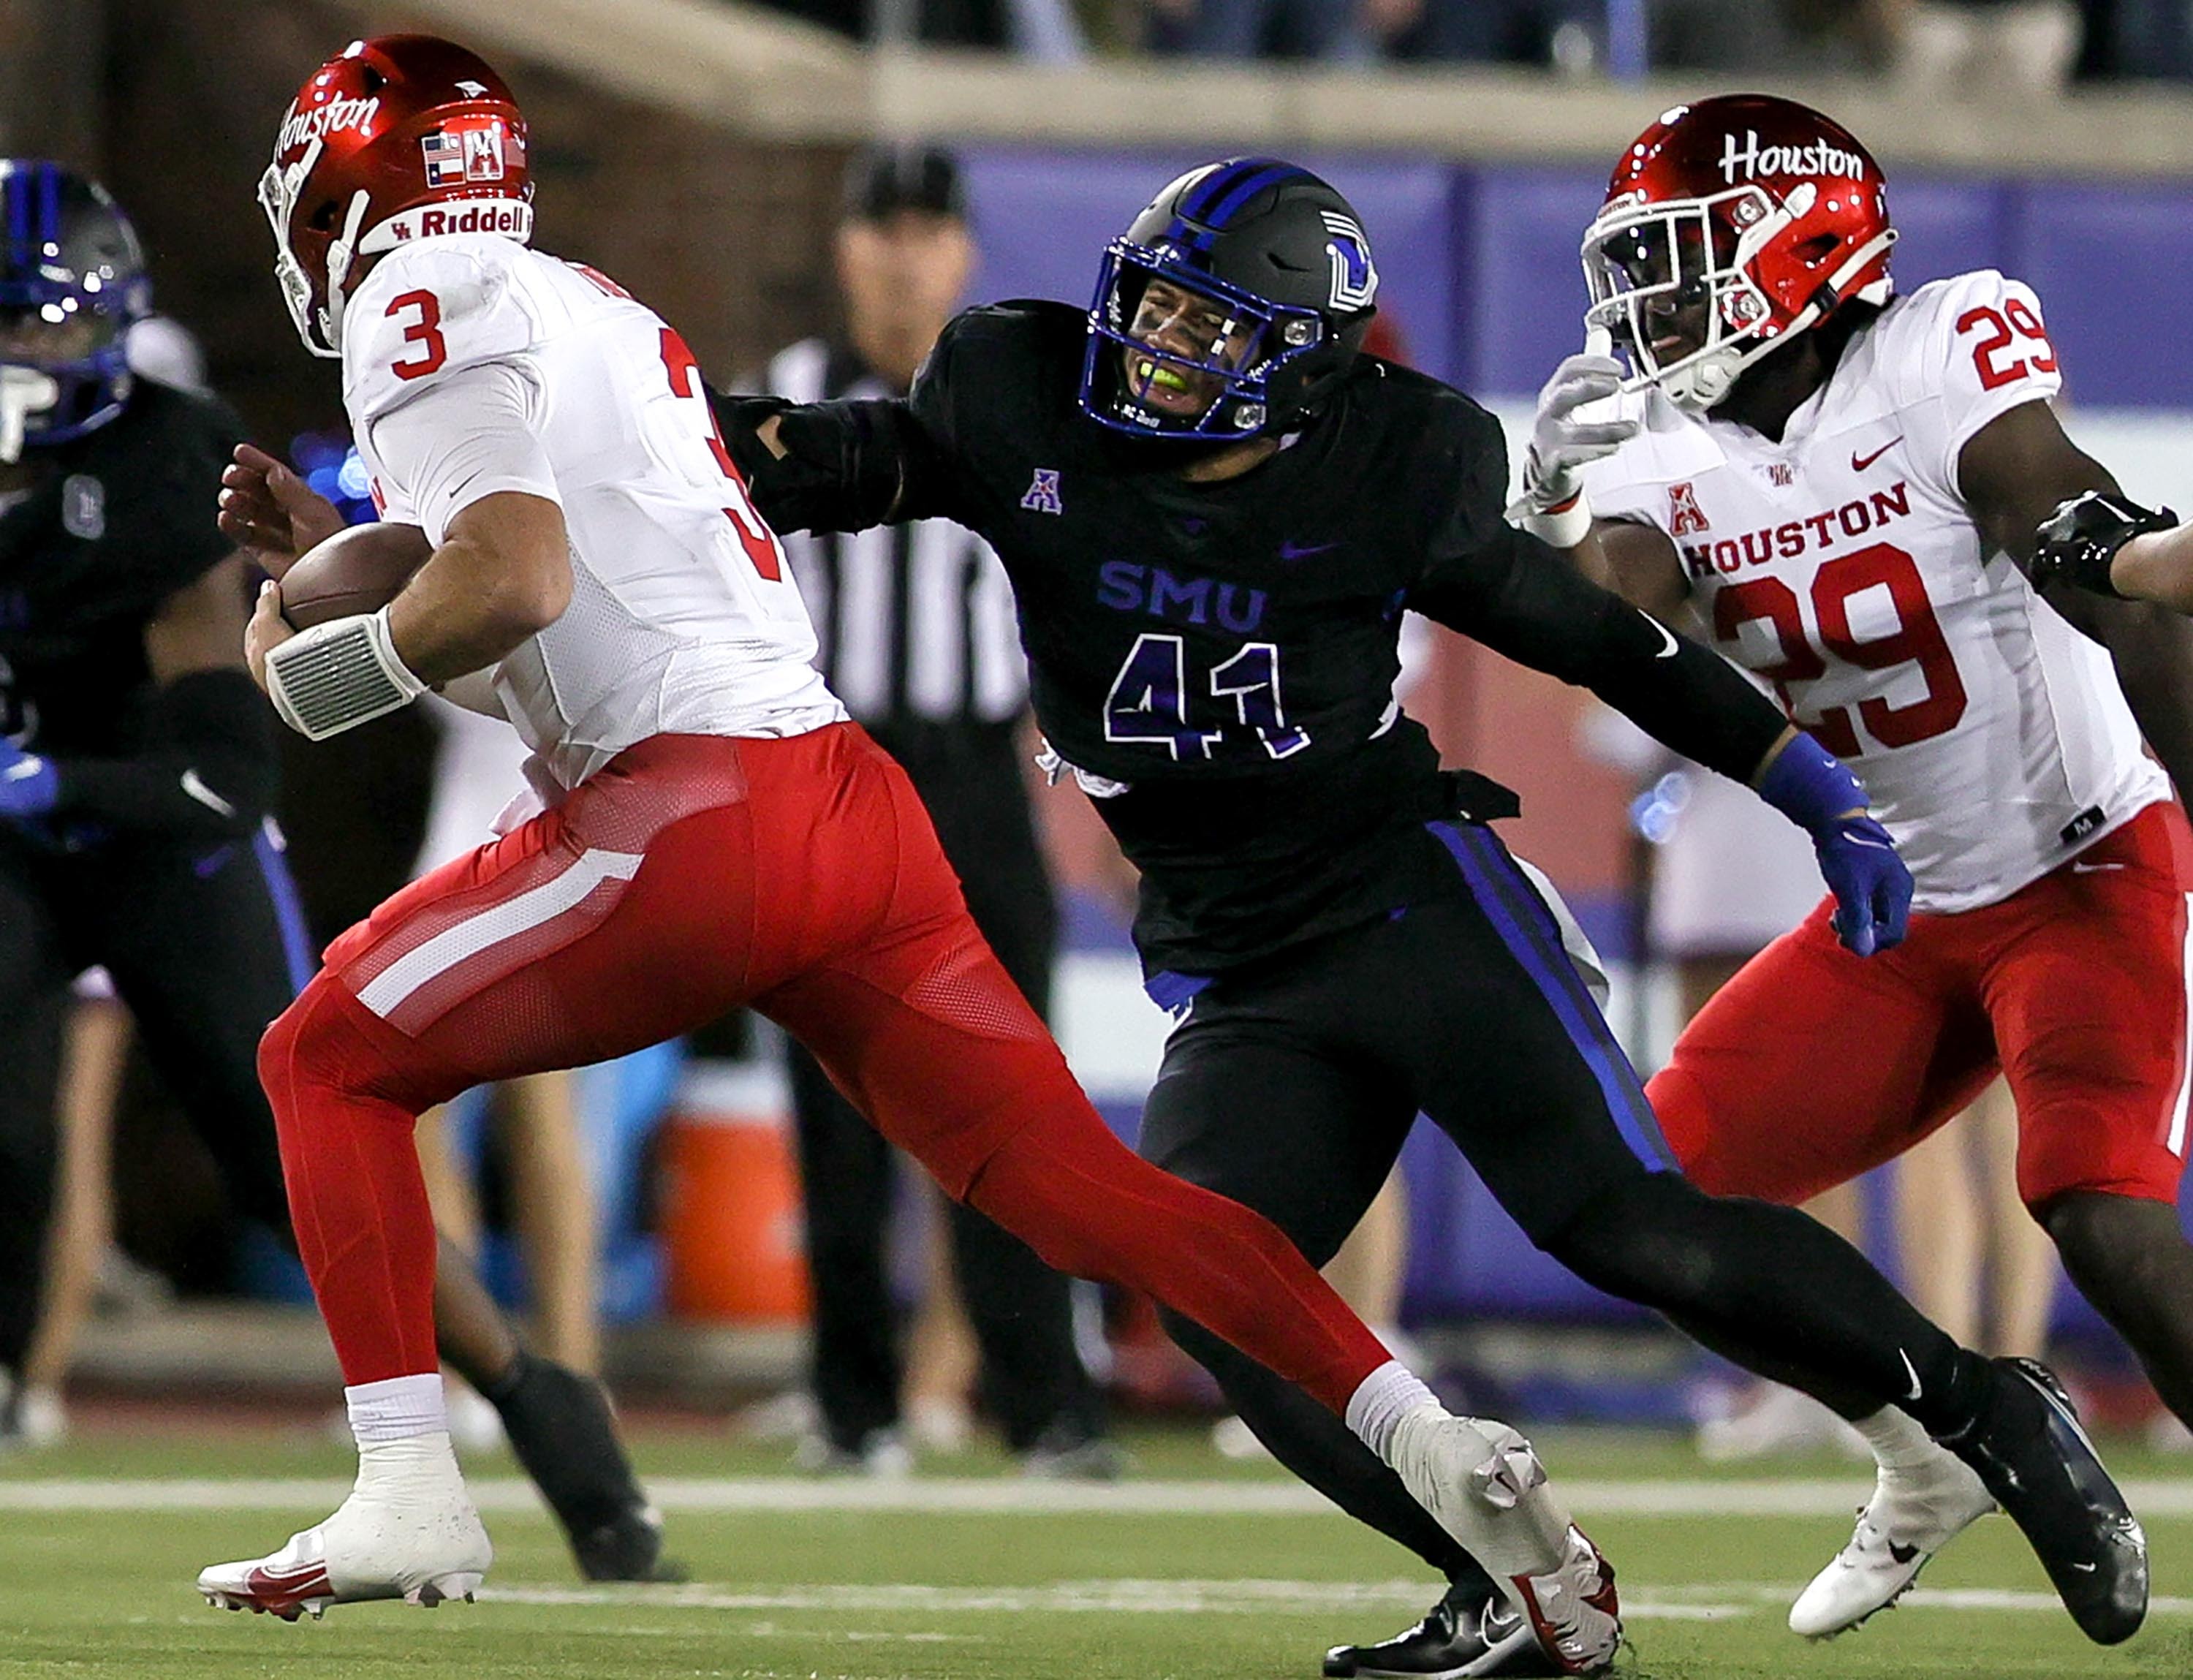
1582, 270, 2167, 914
341, 235, 844, 796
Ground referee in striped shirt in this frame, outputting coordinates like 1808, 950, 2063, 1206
761, 145, 1113, 1475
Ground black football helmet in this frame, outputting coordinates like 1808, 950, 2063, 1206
1080, 158, 1379, 440
0, 161, 151, 455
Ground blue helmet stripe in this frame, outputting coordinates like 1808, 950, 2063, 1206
37, 161, 60, 249
1179, 159, 1263, 223
1203, 161, 1305, 230
1162, 216, 1216, 254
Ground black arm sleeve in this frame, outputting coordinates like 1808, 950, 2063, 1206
51, 668, 279, 841
712, 391, 957, 534
1406, 405, 1787, 785
711, 311, 982, 537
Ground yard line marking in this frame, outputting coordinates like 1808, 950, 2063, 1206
472, 1578, 2193, 1620
10, 1475, 2193, 1519
474, 1580, 1753, 1619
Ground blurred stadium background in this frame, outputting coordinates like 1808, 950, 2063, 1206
8, 2, 2193, 1673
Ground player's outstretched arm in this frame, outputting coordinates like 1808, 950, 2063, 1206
1961, 399, 2193, 801
1418, 511, 1911, 955
711, 390, 955, 535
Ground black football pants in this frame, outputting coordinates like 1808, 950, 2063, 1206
0, 824, 308, 1374
1139, 818, 1990, 1588
786, 722, 1104, 1453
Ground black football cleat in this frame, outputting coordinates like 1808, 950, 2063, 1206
1941, 1357, 2145, 1645
489, 1352, 686, 1583
1324, 1581, 1562, 1679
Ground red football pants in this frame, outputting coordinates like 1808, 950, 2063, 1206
258, 726, 1385, 1412
1651, 800, 2193, 1211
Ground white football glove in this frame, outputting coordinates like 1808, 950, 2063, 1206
1514, 329, 1639, 548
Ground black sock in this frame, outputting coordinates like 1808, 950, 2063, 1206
477, 1346, 537, 1410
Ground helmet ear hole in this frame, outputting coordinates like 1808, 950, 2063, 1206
308, 199, 341, 232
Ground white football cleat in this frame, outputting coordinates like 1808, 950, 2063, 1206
1387, 1405, 1621, 1674
1512, 1524, 1622, 1675
1789, 1445, 1996, 1638
199, 1434, 491, 1622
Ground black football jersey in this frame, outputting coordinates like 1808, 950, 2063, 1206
0, 381, 241, 761
742, 300, 1786, 973
897, 303, 1549, 971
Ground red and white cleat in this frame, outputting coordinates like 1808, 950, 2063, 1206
1511, 1525, 1623, 1676
198, 1442, 491, 1621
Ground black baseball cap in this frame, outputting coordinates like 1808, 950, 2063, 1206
842, 145, 966, 223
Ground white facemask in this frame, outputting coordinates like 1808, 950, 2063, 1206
0, 367, 60, 463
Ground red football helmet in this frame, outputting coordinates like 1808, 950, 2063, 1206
260, 34, 533, 357
1581, 94, 1895, 411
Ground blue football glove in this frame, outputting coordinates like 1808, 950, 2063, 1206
0, 738, 59, 823
1808, 809, 1912, 958
1758, 732, 1913, 958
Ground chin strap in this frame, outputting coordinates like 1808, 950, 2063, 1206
316, 189, 374, 357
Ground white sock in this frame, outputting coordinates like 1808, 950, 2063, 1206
1345, 1359, 1440, 1458
1853, 1405, 1939, 1471
346, 1373, 447, 1445
354, 1430, 467, 1502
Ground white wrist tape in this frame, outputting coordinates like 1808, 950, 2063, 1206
1520, 487, 1594, 550
265, 608, 426, 741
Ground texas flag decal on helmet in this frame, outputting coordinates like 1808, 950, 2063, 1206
420, 116, 506, 189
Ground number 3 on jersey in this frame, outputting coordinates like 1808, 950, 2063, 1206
1105, 633, 1309, 761
386, 290, 447, 382
659, 327, 784, 583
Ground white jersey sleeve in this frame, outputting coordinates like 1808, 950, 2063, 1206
342, 241, 537, 425
1884, 269, 2064, 504
359, 360, 560, 548
344, 240, 545, 531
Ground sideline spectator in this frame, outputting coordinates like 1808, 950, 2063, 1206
752, 145, 1116, 1477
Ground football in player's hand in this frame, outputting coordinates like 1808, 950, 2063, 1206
278, 521, 432, 629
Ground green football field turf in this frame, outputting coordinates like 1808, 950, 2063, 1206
6, 1420, 2193, 1679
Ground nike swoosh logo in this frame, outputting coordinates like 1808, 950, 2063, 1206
2070, 860, 2124, 874
242, 1561, 331, 1598
3, 755, 44, 781
1852, 439, 1902, 472
1279, 540, 1338, 561
2070, 1562, 2098, 1573
180, 768, 237, 818
1900, 1349, 1923, 1401
1642, 613, 1679, 659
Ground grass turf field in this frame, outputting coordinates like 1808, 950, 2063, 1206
6, 1416, 2193, 1679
